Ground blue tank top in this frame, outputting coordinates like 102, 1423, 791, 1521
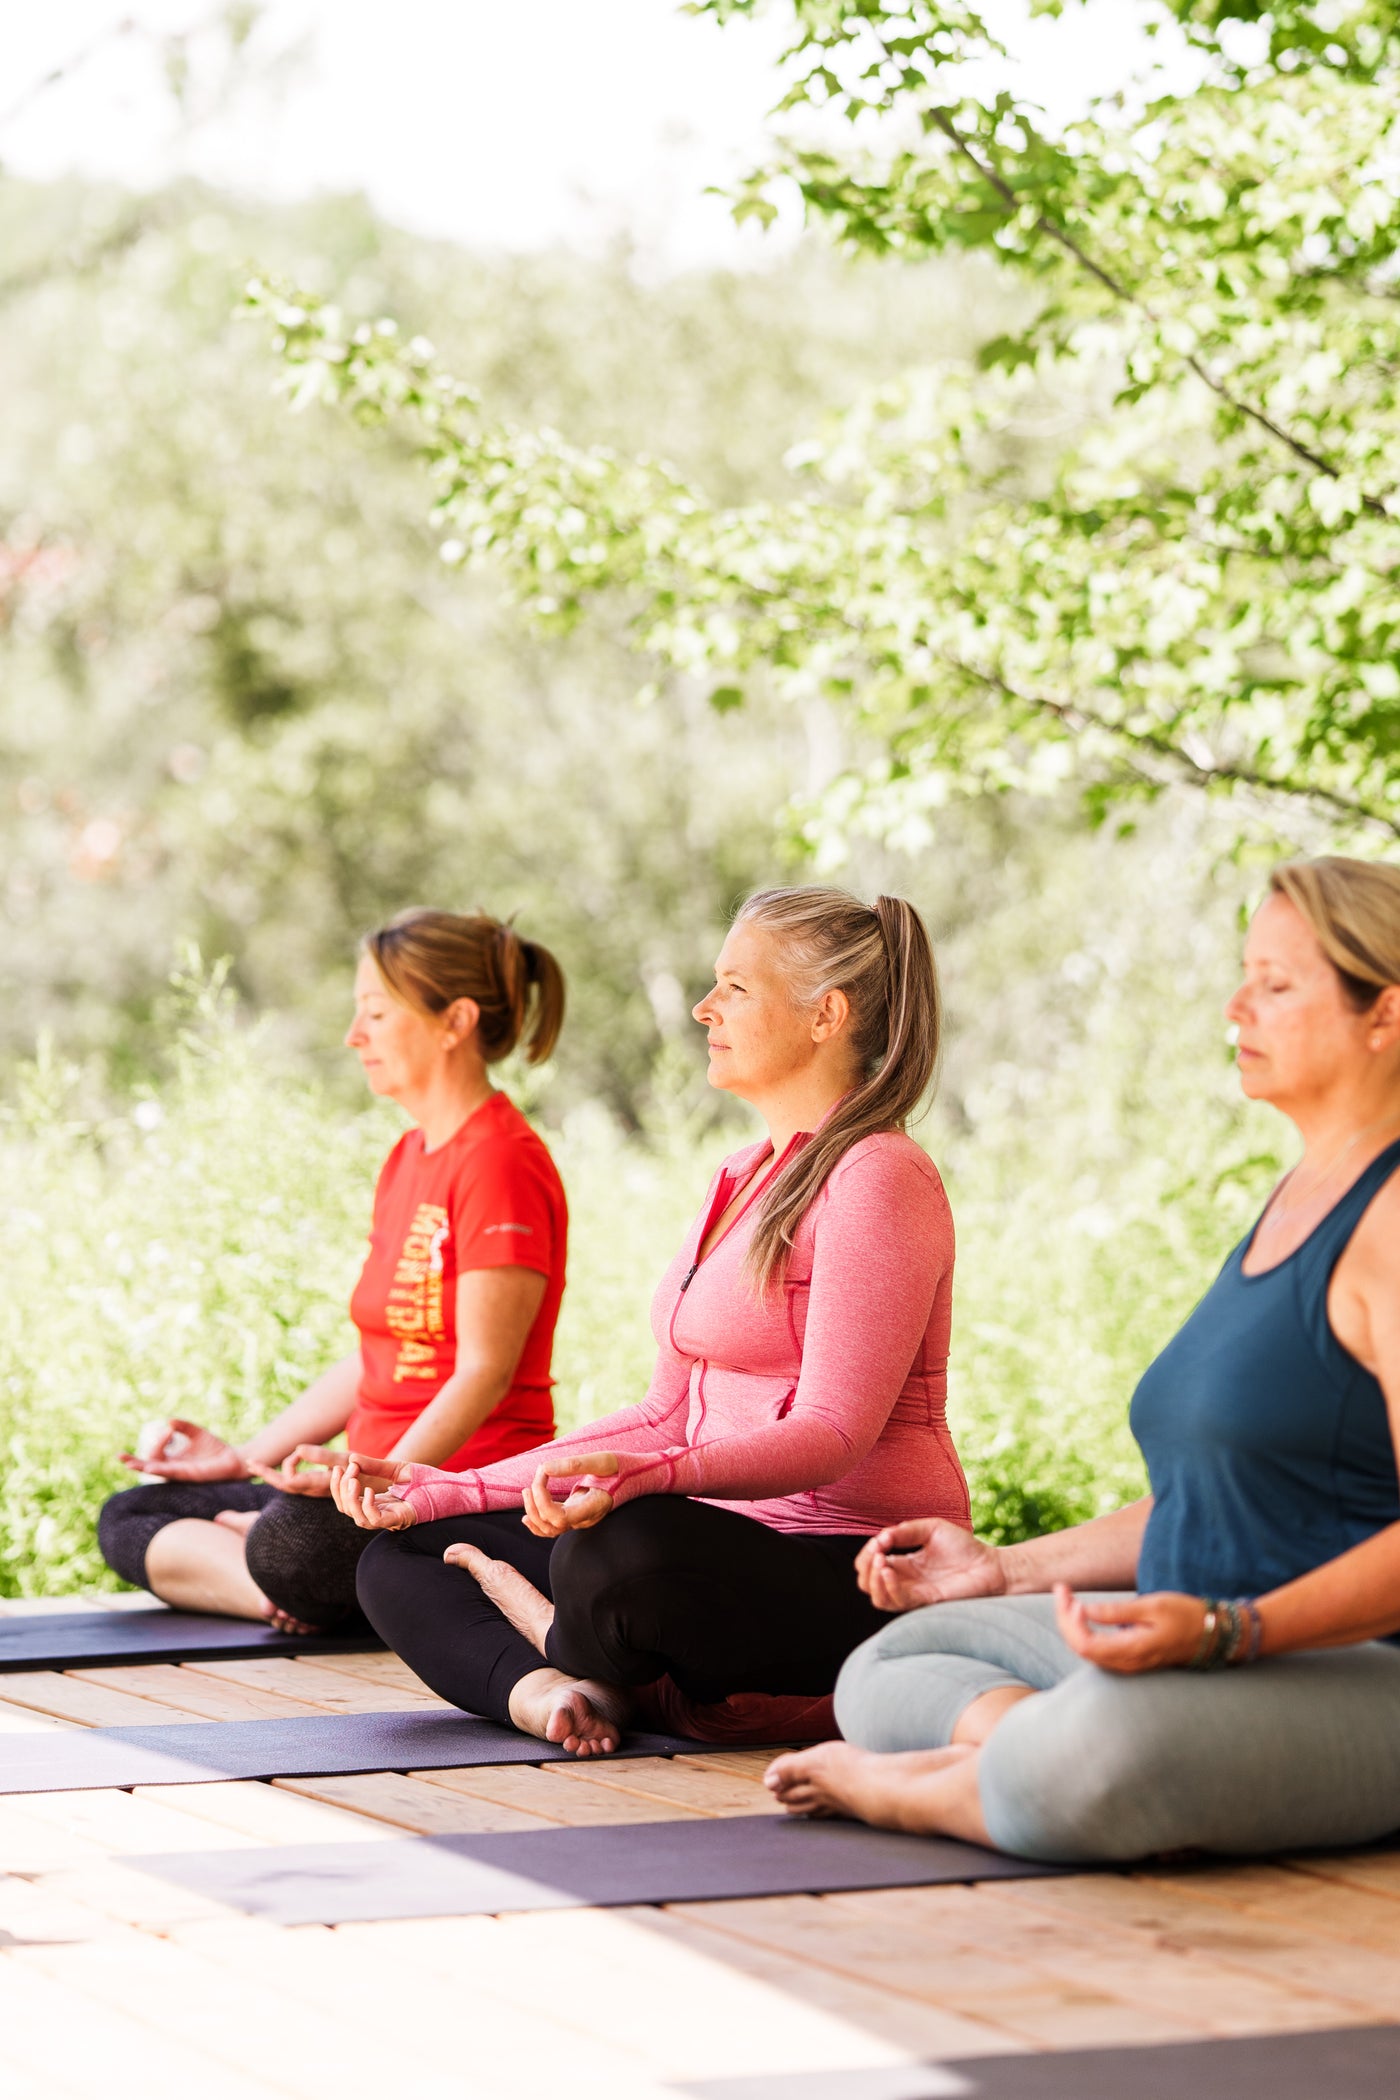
1132, 1135, 1400, 1599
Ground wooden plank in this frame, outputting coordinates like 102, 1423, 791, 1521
8, 1788, 265, 1935
0, 1869, 131, 1946
979, 1869, 1400, 2018
179, 1656, 450, 1712
843, 1882, 1364, 2039
1, 1781, 370, 1873
14, 1783, 263, 1857
686, 1749, 785, 1783
0, 1799, 113, 1873
180, 1914, 648, 2100
68, 1663, 327, 1722
340, 1906, 1001, 2081
11, 1929, 518, 2100
0, 1697, 80, 1735
0, 1952, 284, 2099
27, 1856, 255, 1934
1285, 1848, 1400, 1904
292, 1649, 436, 1696
409, 1761, 706, 1824
678, 1889, 1204, 2052
132, 1778, 393, 1845
274, 1770, 558, 1833
0, 1670, 201, 1727
0, 2063, 60, 2100
1137, 1859, 1400, 1952
527, 1904, 1023, 2068
547, 1753, 783, 1818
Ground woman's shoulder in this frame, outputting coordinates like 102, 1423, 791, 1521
457, 1095, 563, 1182
386, 1095, 563, 1201
822, 1129, 949, 1209
721, 1136, 773, 1179
375, 1125, 421, 1181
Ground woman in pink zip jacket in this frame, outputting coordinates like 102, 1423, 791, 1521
320, 884, 970, 1756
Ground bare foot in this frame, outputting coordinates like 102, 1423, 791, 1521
764, 1740, 976, 1827
508, 1666, 632, 1758
264, 1604, 323, 1636
213, 1509, 260, 1537
444, 1543, 554, 1653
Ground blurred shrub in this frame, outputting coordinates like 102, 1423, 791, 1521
0, 967, 381, 1593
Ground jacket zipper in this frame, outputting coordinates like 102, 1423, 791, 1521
672, 1129, 807, 1333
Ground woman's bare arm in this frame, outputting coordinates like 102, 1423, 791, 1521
856, 1497, 1150, 1612
388, 1268, 546, 1468
1252, 1181, 1400, 1650
239, 1353, 364, 1468
999, 1498, 1151, 1593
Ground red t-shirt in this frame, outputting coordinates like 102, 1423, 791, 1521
347, 1092, 567, 1471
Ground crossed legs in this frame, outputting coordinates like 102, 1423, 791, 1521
356, 1496, 885, 1753
98, 1480, 372, 1632
767, 1594, 1400, 1863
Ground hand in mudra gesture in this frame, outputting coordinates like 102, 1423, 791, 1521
248, 1444, 352, 1498
119, 1419, 248, 1483
521, 1452, 622, 1538
329, 1453, 416, 1530
1054, 1584, 1211, 1674
854, 1517, 1006, 1613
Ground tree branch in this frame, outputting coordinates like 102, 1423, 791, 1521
857, 27, 1389, 520
960, 659, 1400, 836
921, 108, 1391, 517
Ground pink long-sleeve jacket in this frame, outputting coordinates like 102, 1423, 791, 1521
397, 1127, 970, 1536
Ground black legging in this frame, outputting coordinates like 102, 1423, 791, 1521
98, 1481, 373, 1628
355, 1496, 886, 1723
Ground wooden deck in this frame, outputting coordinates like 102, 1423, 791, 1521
0, 1606, 1397, 2098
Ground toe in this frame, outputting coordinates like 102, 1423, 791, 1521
444, 1543, 486, 1571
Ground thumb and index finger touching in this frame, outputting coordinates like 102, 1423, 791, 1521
534, 1451, 621, 1482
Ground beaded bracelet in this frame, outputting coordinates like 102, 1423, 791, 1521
1189, 1603, 1222, 1669
1189, 1597, 1263, 1669
1225, 1598, 1264, 1665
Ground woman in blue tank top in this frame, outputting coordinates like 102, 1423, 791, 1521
764, 856, 1400, 1863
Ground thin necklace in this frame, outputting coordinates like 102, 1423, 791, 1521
1261, 1108, 1400, 1231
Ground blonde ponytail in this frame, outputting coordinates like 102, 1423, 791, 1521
735, 886, 941, 1292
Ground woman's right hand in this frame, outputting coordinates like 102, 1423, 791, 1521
855, 1518, 1007, 1613
329, 1455, 416, 1531
119, 1419, 249, 1483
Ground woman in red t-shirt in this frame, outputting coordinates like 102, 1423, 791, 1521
97, 909, 569, 1633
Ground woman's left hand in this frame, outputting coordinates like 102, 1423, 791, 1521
1054, 1582, 1208, 1674
520, 1452, 620, 1538
329, 1455, 416, 1529
247, 1444, 346, 1496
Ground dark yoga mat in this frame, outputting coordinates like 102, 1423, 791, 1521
0, 1607, 384, 1674
0, 1707, 722, 1794
126, 1812, 1068, 1924
672, 2024, 1400, 2100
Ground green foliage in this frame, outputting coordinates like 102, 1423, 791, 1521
261, 0, 1400, 852
1, 177, 1006, 1102
0, 970, 383, 1594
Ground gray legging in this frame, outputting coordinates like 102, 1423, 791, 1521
833, 1594, 1400, 1863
